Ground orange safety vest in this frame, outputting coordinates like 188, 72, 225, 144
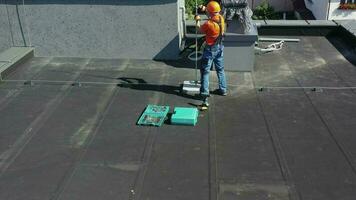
200, 14, 225, 46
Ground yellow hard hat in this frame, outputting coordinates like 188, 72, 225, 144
207, 1, 221, 13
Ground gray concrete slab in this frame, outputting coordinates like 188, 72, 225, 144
0, 47, 34, 79
0, 47, 32, 62
306, 20, 338, 26
265, 20, 309, 26
0, 62, 6, 69
262, 20, 338, 27
335, 20, 356, 30
335, 20, 356, 38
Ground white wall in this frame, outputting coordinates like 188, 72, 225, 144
248, 0, 294, 11
305, 0, 356, 20
328, 0, 356, 20
304, 0, 329, 20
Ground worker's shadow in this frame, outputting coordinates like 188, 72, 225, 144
116, 77, 200, 100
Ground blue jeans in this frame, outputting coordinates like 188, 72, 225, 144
200, 44, 227, 96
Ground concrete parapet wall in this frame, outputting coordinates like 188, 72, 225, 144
0, 0, 182, 60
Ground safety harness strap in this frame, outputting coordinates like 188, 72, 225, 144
210, 15, 224, 45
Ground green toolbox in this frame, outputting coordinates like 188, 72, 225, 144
137, 105, 170, 127
171, 107, 199, 126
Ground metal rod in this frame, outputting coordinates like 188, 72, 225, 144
259, 38, 300, 42
195, 0, 198, 83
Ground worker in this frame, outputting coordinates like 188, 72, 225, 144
195, 1, 227, 108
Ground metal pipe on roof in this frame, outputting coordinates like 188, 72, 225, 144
259, 38, 300, 42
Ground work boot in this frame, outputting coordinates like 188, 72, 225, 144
220, 91, 227, 96
213, 89, 227, 96
199, 97, 209, 111
200, 92, 210, 98
203, 97, 209, 107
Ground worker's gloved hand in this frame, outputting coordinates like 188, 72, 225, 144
198, 5, 206, 13
194, 15, 201, 21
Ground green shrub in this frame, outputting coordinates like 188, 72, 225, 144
252, 0, 279, 20
185, 0, 205, 19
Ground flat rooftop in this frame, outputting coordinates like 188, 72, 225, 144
1, 35, 356, 200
